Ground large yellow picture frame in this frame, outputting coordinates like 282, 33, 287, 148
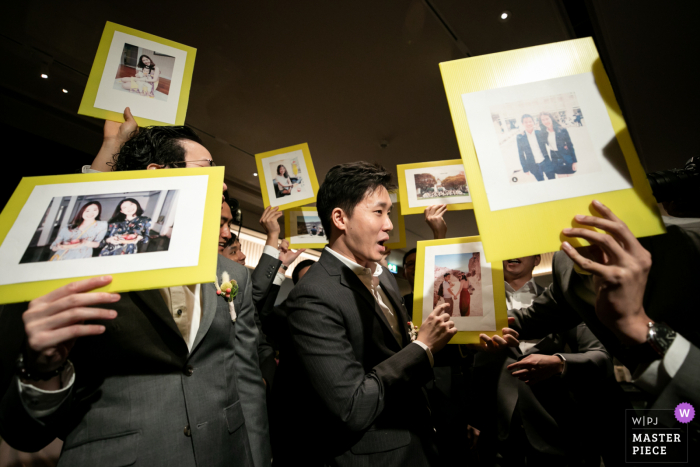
284, 207, 328, 249
413, 236, 508, 344
256, 143, 320, 211
0, 167, 223, 304
440, 38, 664, 261
397, 159, 473, 215
78, 21, 197, 126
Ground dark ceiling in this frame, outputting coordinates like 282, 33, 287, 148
1, 0, 697, 258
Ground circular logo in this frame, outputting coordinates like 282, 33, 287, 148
512, 177, 518, 183
675, 402, 695, 423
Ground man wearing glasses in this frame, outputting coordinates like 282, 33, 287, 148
1, 113, 271, 467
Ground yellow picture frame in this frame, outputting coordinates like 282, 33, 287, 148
413, 236, 508, 344
385, 201, 407, 250
78, 21, 197, 126
440, 37, 664, 262
284, 207, 328, 249
397, 159, 473, 215
255, 143, 320, 211
0, 167, 224, 304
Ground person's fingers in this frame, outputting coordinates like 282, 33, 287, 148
436, 204, 447, 216
440, 312, 451, 322
279, 239, 290, 249
447, 321, 455, 329
503, 327, 519, 339
32, 308, 117, 333
29, 324, 107, 351
562, 227, 625, 262
480, 334, 495, 351
502, 334, 520, 347
124, 106, 134, 121
571, 214, 635, 247
561, 242, 609, 276
507, 317, 516, 327
492, 335, 508, 347
29, 277, 115, 307
510, 369, 530, 377
430, 303, 451, 316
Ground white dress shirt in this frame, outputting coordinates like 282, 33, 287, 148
546, 129, 558, 152
525, 130, 546, 164
504, 278, 542, 354
324, 247, 433, 366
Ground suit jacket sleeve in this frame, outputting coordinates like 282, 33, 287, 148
285, 285, 434, 432
560, 323, 612, 385
509, 280, 583, 340
251, 252, 282, 308
233, 271, 272, 467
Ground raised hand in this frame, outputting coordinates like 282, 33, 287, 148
424, 204, 448, 239
278, 239, 306, 267
416, 303, 457, 353
22, 276, 120, 386
91, 107, 139, 172
506, 354, 564, 385
259, 206, 284, 248
561, 200, 652, 345
466, 317, 520, 352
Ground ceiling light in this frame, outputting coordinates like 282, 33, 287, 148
41, 73, 48, 79
499, 11, 511, 21
62, 89, 68, 93
253, 172, 258, 177
501, 12, 508, 19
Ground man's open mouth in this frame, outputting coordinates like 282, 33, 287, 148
506, 259, 521, 264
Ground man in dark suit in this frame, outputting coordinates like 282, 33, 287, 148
0, 125, 269, 467
511, 201, 700, 448
516, 114, 554, 181
272, 162, 459, 466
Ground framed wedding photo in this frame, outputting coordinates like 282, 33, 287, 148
78, 21, 197, 126
413, 236, 508, 344
255, 143, 320, 211
284, 207, 329, 249
0, 167, 224, 304
397, 160, 473, 215
440, 37, 664, 261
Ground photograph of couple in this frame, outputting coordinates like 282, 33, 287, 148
113, 43, 175, 101
491, 92, 600, 185
433, 251, 483, 318
20, 190, 179, 264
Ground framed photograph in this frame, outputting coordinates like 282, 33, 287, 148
413, 236, 508, 344
440, 37, 664, 261
284, 207, 328, 249
397, 160, 473, 215
78, 22, 196, 126
255, 143, 320, 211
385, 201, 406, 250
0, 167, 224, 304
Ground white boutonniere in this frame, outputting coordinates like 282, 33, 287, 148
214, 271, 238, 322
407, 321, 419, 342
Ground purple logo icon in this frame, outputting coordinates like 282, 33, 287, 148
674, 402, 695, 424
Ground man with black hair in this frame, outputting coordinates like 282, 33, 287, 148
270, 161, 461, 466
517, 114, 554, 182
0, 116, 270, 467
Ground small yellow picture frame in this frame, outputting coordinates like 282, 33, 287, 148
413, 236, 507, 344
385, 201, 407, 250
440, 37, 664, 262
397, 159, 473, 215
284, 207, 328, 249
78, 21, 197, 126
256, 143, 320, 211
0, 167, 224, 304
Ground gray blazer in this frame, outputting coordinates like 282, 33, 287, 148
509, 225, 700, 435
0, 257, 269, 467
249, 252, 280, 388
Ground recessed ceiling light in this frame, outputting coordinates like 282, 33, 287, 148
253, 172, 258, 177
41, 73, 48, 79
500, 11, 511, 21
62, 89, 68, 93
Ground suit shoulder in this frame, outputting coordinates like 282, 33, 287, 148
217, 255, 249, 282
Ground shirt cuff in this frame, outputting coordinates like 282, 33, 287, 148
263, 245, 280, 259
554, 353, 568, 377
633, 334, 691, 396
273, 271, 286, 286
81, 165, 102, 174
18, 361, 75, 418
412, 341, 434, 367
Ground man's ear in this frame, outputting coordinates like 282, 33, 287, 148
331, 207, 347, 233
534, 255, 542, 267
146, 163, 163, 170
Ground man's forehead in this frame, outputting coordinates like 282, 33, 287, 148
221, 202, 233, 221
361, 186, 392, 208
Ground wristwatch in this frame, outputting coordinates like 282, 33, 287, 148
15, 352, 68, 381
646, 322, 677, 357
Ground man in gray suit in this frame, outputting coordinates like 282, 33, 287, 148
271, 161, 499, 466
0, 125, 269, 466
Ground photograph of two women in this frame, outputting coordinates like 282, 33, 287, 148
20, 189, 179, 263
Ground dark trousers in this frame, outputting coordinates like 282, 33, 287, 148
530, 160, 555, 182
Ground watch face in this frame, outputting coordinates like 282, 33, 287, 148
650, 323, 676, 354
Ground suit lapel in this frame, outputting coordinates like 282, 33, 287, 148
378, 269, 410, 346
133, 289, 184, 341
190, 282, 218, 355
